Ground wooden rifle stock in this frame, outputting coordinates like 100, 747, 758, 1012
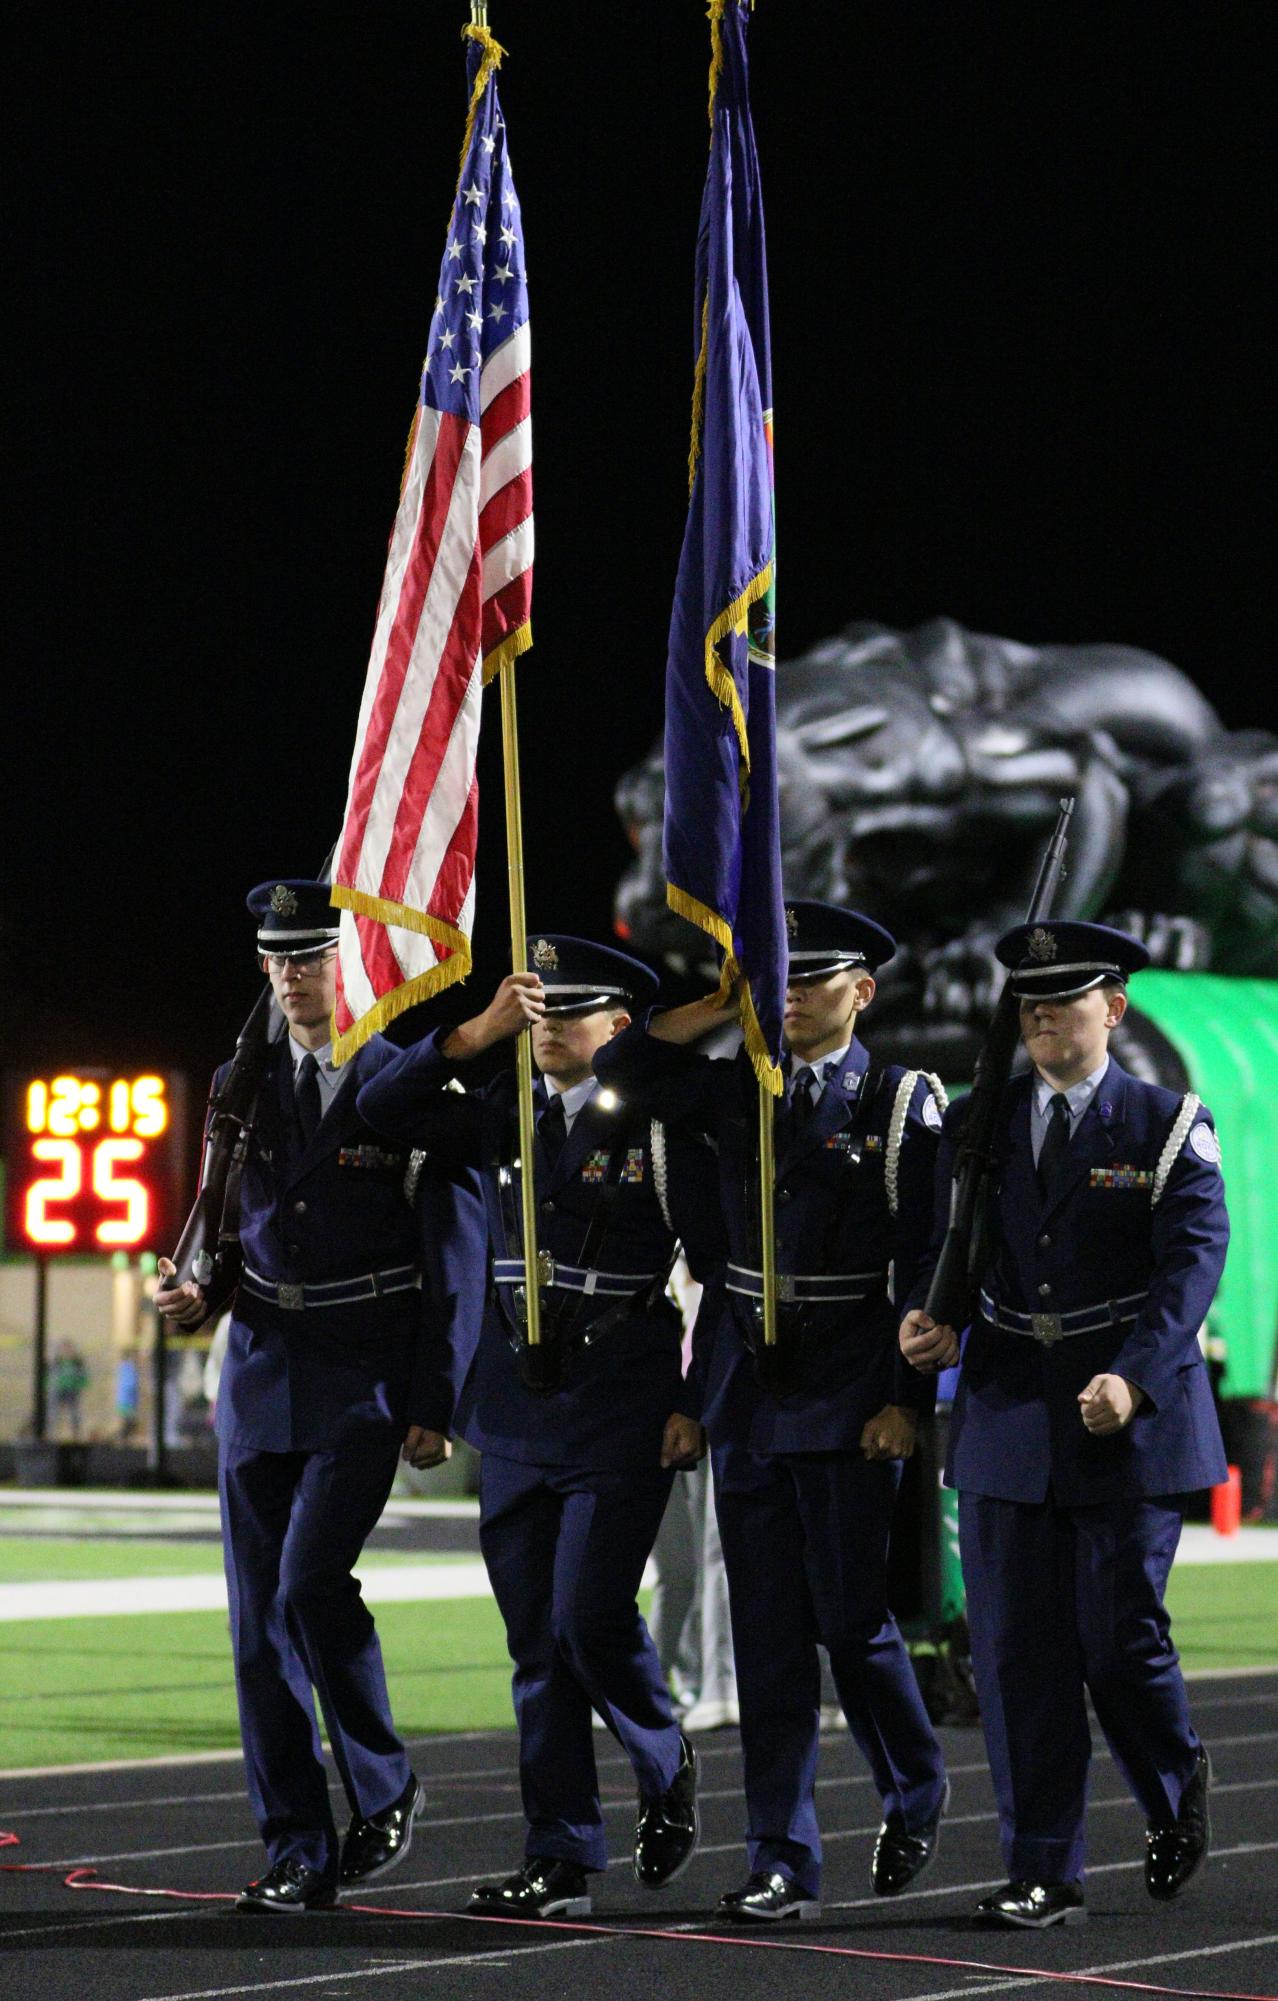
165, 983, 280, 1313
924, 797, 1075, 1330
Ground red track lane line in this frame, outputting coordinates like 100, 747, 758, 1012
2, 1840, 1270, 2001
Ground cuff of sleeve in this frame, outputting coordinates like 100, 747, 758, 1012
1107, 1337, 1164, 1413
675, 1378, 703, 1423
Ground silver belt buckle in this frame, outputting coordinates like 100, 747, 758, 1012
276, 1282, 305, 1312
1030, 1312, 1064, 1345
776, 1273, 796, 1303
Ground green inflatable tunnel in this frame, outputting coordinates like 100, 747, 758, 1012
1129, 972, 1278, 1402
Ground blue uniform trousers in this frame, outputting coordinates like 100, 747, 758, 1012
218, 1438, 412, 1879
479, 1452, 682, 1873
960, 1491, 1201, 1885
713, 1442, 948, 1898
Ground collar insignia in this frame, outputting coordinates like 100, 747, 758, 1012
532, 938, 559, 971
785, 907, 799, 939
269, 884, 299, 916
1027, 926, 1057, 963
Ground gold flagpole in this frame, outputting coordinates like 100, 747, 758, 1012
758, 1079, 778, 1350
498, 655, 544, 1364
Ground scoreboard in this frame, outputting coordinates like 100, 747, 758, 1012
4, 1070, 188, 1256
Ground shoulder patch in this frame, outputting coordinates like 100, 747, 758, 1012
922, 1094, 943, 1132
1188, 1123, 1222, 1165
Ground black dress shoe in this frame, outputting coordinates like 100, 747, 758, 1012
871, 1779, 950, 1896
716, 1870, 822, 1923
235, 1859, 338, 1914
973, 1880, 1086, 1928
1146, 1745, 1211, 1901
467, 1857, 592, 1918
634, 1733, 699, 1889
340, 1772, 423, 1885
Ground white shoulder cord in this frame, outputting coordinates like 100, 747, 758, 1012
885, 1071, 949, 1217
1152, 1093, 1201, 1208
650, 1119, 675, 1234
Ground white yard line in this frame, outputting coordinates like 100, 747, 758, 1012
0, 1555, 665, 1620
0, 1559, 494, 1621
1175, 1524, 1278, 1565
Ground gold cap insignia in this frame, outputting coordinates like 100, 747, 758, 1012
1027, 926, 1057, 963
785, 907, 799, 939
269, 884, 299, 916
532, 938, 559, 971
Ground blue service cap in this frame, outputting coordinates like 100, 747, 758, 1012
997, 919, 1150, 1000
247, 879, 340, 960
526, 934, 659, 1015
784, 900, 896, 981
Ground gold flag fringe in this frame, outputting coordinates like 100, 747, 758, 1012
666, 882, 783, 1096
328, 888, 471, 1066
457, 24, 507, 194
481, 618, 533, 687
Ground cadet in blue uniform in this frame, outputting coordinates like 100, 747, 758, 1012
595, 904, 949, 1922
356, 938, 723, 1919
902, 921, 1229, 1928
157, 880, 485, 1914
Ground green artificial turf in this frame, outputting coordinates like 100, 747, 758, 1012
1164, 1557, 1278, 1674
0, 1554, 1271, 1773
0, 1598, 515, 1770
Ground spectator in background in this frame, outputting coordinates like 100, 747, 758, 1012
49, 1342, 89, 1439
648, 1261, 738, 1732
115, 1347, 140, 1441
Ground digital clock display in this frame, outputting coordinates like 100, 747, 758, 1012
4, 1070, 187, 1255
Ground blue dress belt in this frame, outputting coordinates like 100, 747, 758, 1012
492, 1258, 661, 1298
726, 1264, 887, 1304
241, 1263, 420, 1311
979, 1287, 1148, 1346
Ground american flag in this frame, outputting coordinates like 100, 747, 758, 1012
331, 29, 532, 1061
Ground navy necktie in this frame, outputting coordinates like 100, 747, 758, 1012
1037, 1091, 1072, 1196
295, 1053, 322, 1146
538, 1094, 567, 1165
788, 1064, 820, 1134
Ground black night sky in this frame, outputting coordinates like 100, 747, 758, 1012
8, 0, 1274, 1104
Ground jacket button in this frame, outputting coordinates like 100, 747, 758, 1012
541, 1200, 555, 1216
778, 1190, 792, 1206
294, 1200, 307, 1216
286, 1243, 302, 1259
1037, 1281, 1052, 1298
1038, 1233, 1051, 1250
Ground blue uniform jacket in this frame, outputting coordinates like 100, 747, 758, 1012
213, 1033, 486, 1455
911, 1057, 1229, 1505
595, 1025, 939, 1454
356, 1030, 726, 1471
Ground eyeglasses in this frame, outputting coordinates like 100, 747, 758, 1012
264, 949, 337, 974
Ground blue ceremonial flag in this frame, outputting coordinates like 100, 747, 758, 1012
663, 0, 784, 1092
